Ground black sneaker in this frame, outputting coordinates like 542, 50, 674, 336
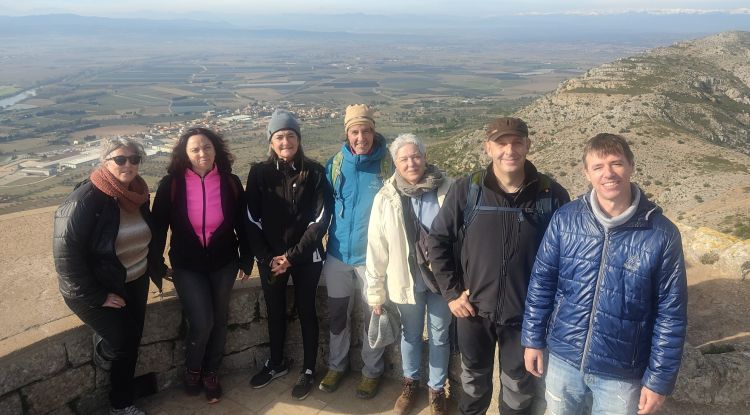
250, 359, 289, 388
291, 369, 315, 400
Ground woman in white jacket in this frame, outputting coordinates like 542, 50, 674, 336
366, 133, 453, 415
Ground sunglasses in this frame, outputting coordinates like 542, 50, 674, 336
106, 155, 142, 165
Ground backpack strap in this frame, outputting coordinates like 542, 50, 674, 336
533, 173, 554, 225
330, 150, 344, 191
379, 153, 393, 182
463, 170, 484, 229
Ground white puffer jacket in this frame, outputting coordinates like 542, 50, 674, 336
365, 173, 453, 306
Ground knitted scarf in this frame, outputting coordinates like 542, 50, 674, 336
394, 164, 445, 197
89, 166, 149, 213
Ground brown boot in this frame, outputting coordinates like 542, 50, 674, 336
429, 387, 448, 415
394, 377, 418, 415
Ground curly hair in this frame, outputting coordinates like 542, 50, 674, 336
167, 127, 234, 175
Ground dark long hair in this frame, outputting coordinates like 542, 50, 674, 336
168, 127, 234, 175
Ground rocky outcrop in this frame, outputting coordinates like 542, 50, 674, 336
432, 31, 750, 232
678, 224, 750, 279
674, 343, 750, 405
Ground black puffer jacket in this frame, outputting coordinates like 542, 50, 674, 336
53, 180, 161, 307
150, 171, 253, 276
428, 161, 570, 324
245, 156, 333, 267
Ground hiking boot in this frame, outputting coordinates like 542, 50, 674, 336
291, 369, 315, 400
109, 405, 145, 415
429, 387, 448, 415
184, 368, 202, 396
250, 359, 289, 388
318, 369, 345, 392
394, 377, 418, 415
202, 371, 222, 404
355, 374, 381, 399
92, 333, 112, 371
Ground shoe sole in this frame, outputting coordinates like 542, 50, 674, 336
292, 389, 311, 400
250, 369, 289, 389
318, 382, 340, 393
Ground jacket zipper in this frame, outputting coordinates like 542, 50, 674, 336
581, 230, 610, 373
201, 175, 207, 248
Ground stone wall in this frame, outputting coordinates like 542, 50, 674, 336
2, 277, 750, 414
0, 279, 424, 415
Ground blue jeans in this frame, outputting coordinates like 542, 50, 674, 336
545, 354, 641, 415
395, 289, 451, 390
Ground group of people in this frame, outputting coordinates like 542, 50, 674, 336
53, 103, 687, 415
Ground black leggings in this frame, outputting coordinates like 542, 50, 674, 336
259, 261, 322, 372
64, 275, 149, 409
173, 260, 238, 372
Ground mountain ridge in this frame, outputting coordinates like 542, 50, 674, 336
434, 31, 750, 234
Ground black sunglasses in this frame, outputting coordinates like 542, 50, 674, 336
107, 155, 142, 165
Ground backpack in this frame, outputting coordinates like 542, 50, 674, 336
330, 149, 393, 193
463, 170, 554, 230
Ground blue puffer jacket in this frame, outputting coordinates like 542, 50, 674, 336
521, 191, 687, 395
326, 134, 389, 265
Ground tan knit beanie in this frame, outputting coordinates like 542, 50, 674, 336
344, 104, 375, 132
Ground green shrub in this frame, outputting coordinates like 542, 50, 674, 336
700, 252, 720, 265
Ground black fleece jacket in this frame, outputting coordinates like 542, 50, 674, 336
245, 156, 333, 267
427, 161, 570, 324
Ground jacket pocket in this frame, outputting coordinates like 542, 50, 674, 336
632, 322, 642, 367
548, 297, 564, 335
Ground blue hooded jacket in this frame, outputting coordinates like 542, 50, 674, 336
325, 134, 389, 265
522, 190, 687, 396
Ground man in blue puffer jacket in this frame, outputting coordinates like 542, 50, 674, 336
318, 104, 393, 399
522, 133, 687, 415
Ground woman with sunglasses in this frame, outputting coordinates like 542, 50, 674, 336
53, 137, 160, 415
246, 109, 332, 400
150, 127, 252, 404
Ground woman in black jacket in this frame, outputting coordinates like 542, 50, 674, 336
53, 137, 160, 415
246, 109, 332, 400
151, 127, 252, 403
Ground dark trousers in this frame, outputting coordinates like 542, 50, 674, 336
64, 275, 149, 409
173, 260, 238, 372
259, 261, 322, 372
457, 317, 536, 415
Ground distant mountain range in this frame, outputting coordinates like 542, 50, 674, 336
434, 31, 750, 233
1, 12, 749, 42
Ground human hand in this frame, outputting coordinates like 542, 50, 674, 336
102, 293, 126, 308
637, 386, 666, 414
448, 290, 475, 318
163, 267, 174, 282
372, 305, 382, 315
238, 269, 251, 282
524, 348, 545, 377
271, 255, 291, 276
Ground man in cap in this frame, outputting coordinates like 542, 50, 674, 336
522, 133, 687, 415
428, 117, 570, 414
318, 104, 393, 399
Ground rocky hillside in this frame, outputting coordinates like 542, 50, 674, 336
433, 31, 750, 234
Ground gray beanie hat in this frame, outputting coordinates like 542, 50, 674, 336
267, 109, 301, 141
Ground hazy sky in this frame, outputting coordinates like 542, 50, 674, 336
2, 0, 749, 18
